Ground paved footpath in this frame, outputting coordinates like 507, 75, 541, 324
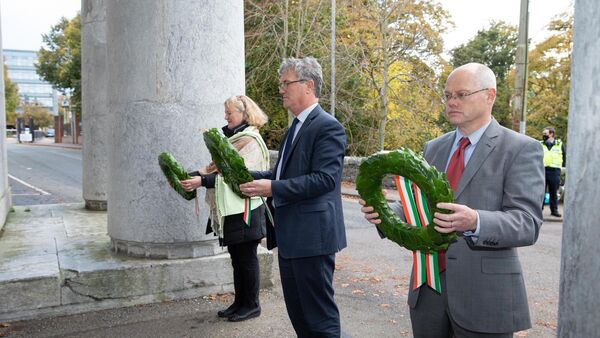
0, 198, 562, 338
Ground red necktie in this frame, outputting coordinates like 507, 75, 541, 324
438, 137, 471, 272
446, 137, 471, 190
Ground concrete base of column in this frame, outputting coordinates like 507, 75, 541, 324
111, 237, 223, 259
85, 199, 107, 211
0, 188, 11, 232
0, 203, 274, 322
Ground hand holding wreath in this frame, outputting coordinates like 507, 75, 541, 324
356, 147, 457, 252
432, 202, 478, 233
240, 179, 272, 198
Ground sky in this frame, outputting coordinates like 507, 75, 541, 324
1, 0, 80, 51
440, 0, 573, 54
1, 0, 573, 52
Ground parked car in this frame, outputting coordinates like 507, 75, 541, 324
46, 128, 55, 137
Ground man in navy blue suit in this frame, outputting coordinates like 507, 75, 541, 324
240, 56, 347, 337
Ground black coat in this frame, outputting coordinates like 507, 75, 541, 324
200, 166, 266, 247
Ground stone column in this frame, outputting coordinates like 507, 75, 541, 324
82, 0, 108, 211
558, 0, 600, 336
106, 0, 244, 258
0, 7, 11, 230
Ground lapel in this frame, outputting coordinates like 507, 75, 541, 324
454, 119, 500, 198
431, 132, 456, 172
279, 105, 320, 173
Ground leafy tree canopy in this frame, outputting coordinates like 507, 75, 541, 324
523, 13, 572, 142
4, 64, 20, 125
245, 0, 451, 155
449, 21, 518, 128
19, 103, 54, 129
36, 13, 81, 115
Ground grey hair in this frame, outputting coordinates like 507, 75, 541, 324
278, 57, 323, 97
452, 63, 497, 90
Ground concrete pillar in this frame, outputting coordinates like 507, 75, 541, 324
558, 0, 600, 336
106, 0, 245, 258
0, 6, 11, 230
82, 0, 108, 211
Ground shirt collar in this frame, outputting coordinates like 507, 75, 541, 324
454, 119, 492, 147
295, 102, 318, 123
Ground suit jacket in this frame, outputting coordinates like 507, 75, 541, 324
408, 119, 544, 333
254, 105, 347, 259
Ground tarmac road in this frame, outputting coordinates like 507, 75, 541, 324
0, 198, 561, 338
6, 141, 83, 206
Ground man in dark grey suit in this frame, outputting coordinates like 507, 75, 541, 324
361, 63, 544, 337
240, 57, 347, 337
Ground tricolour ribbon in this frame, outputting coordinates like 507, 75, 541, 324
394, 176, 442, 293
243, 197, 275, 228
243, 198, 252, 226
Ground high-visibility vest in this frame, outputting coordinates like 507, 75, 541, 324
541, 139, 563, 168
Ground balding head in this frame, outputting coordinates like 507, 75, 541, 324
449, 63, 497, 90
444, 63, 497, 134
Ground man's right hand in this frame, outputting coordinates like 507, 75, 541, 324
358, 199, 381, 225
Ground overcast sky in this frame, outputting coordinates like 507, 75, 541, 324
440, 0, 573, 54
1, 0, 80, 51
1, 0, 572, 53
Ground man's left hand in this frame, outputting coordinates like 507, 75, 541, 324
240, 179, 273, 197
433, 202, 477, 234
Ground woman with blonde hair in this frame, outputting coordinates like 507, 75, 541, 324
181, 95, 269, 322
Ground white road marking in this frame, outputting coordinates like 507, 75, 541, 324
8, 174, 51, 195
11, 193, 47, 196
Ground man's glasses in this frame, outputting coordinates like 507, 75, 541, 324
443, 88, 489, 102
279, 79, 308, 90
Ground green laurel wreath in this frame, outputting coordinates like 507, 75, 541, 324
158, 152, 197, 201
202, 128, 254, 198
356, 148, 457, 252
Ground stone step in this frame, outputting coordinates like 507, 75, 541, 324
0, 204, 273, 322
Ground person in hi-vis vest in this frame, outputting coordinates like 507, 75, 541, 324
541, 127, 566, 217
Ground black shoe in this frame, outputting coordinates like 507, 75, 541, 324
228, 306, 261, 322
551, 212, 562, 217
217, 303, 240, 318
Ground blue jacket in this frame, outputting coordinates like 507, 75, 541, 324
253, 104, 347, 259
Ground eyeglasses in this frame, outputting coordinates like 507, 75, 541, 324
279, 79, 308, 90
443, 88, 489, 102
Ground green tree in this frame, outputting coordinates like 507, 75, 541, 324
338, 0, 451, 152
524, 13, 572, 142
245, 0, 334, 149
20, 103, 54, 129
36, 13, 81, 116
244, 0, 451, 155
4, 64, 20, 126
449, 21, 518, 128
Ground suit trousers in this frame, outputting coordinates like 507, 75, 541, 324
410, 272, 513, 338
544, 167, 561, 213
228, 241, 260, 309
278, 253, 340, 338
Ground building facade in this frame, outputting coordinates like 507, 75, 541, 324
3, 49, 57, 115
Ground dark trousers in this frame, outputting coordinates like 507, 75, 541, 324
544, 167, 561, 213
228, 241, 260, 309
278, 254, 340, 338
410, 272, 512, 338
